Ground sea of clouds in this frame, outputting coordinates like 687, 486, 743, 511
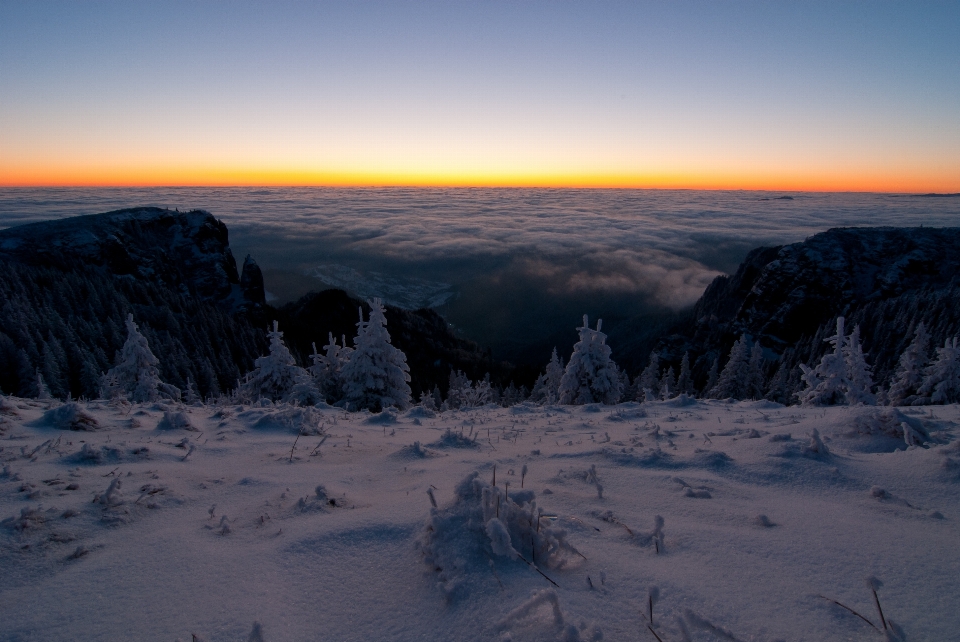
2, 187, 957, 364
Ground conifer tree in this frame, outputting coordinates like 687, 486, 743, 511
531, 348, 565, 404
888, 323, 930, 406
558, 315, 622, 405
746, 342, 766, 400
104, 314, 164, 403
798, 318, 849, 406
340, 299, 412, 411
917, 337, 960, 404
638, 352, 660, 402
703, 357, 719, 397
659, 367, 676, 400
843, 324, 876, 405
710, 335, 751, 399
241, 320, 315, 403
676, 352, 694, 396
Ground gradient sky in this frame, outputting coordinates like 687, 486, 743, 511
1, 1, 958, 191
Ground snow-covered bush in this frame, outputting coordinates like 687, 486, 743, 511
157, 411, 197, 431
42, 402, 99, 431
241, 321, 317, 404
419, 472, 581, 601
558, 315, 622, 405
103, 314, 172, 403
339, 299, 412, 412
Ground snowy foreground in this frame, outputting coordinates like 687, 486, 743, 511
1, 398, 958, 642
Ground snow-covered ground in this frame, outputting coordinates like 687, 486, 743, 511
1, 396, 957, 642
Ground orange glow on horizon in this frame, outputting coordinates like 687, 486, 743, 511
2, 166, 958, 194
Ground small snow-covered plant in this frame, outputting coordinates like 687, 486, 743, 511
419, 472, 581, 601
558, 315, 622, 405
339, 299, 412, 411
103, 314, 170, 403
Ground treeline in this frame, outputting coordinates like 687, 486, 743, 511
0, 260, 263, 399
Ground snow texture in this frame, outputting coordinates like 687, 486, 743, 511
0, 396, 958, 641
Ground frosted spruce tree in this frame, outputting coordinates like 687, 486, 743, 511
530, 348, 564, 404
798, 317, 876, 406
676, 352, 694, 396
309, 333, 353, 403
709, 334, 751, 399
339, 299, 412, 411
638, 351, 660, 402
659, 367, 676, 400
842, 324, 876, 405
103, 314, 164, 403
558, 315, 622, 405
888, 323, 931, 406
241, 321, 316, 403
917, 337, 960, 405
798, 318, 849, 406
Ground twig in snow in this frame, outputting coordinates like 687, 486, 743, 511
102, 467, 119, 477
817, 595, 880, 632
289, 429, 303, 462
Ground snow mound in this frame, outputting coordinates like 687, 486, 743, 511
497, 589, 603, 641
419, 472, 581, 602
427, 428, 479, 449
363, 407, 399, 425
41, 403, 99, 431
405, 405, 436, 419
157, 411, 197, 431
605, 403, 646, 422
244, 406, 325, 434
849, 407, 930, 448
509, 402, 541, 415
394, 441, 440, 459
72, 443, 124, 464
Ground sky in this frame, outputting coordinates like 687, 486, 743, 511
1, 1, 958, 191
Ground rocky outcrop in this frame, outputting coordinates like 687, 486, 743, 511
0, 207, 246, 309
656, 226, 960, 392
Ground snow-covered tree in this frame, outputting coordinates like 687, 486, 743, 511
798, 318, 849, 406
340, 299, 412, 411
842, 324, 876, 405
241, 321, 315, 403
103, 314, 166, 403
309, 333, 352, 403
745, 342, 766, 400
888, 323, 930, 406
530, 348, 564, 404
659, 367, 676, 400
35, 369, 53, 401
798, 317, 876, 406
709, 335, 751, 399
917, 337, 960, 404
703, 357, 719, 398
558, 315, 622, 405
638, 352, 660, 402
676, 352, 694, 396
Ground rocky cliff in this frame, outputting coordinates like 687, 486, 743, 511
0, 207, 265, 311
657, 226, 960, 395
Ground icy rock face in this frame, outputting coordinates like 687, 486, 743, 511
0, 207, 247, 308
